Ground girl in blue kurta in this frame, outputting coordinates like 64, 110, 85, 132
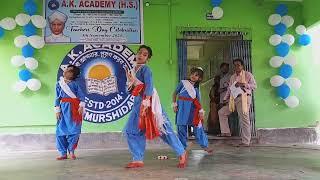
124, 45, 187, 168
54, 65, 85, 160
172, 67, 213, 154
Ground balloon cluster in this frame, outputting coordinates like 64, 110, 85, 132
268, 4, 300, 108
296, 25, 311, 46
11, 0, 46, 93
0, 17, 17, 39
210, 0, 223, 19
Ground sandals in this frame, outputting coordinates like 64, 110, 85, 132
234, 143, 250, 147
217, 133, 231, 137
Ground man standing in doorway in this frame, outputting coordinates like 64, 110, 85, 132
218, 58, 257, 146
208, 63, 231, 135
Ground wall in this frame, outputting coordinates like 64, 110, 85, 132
0, 0, 320, 134
303, 0, 320, 27
170, 0, 320, 128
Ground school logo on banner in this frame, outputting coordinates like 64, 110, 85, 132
57, 44, 136, 123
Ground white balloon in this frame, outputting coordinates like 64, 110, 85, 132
282, 34, 295, 46
28, 35, 45, 49
284, 96, 299, 108
269, 56, 284, 68
212, 7, 223, 19
25, 57, 39, 70
286, 78, 301, 89
26, 79, 41, 91
15, 13, 31, 26
270, 75, 285, 87
11, 55, 25, 67
0, 17, 16, 30
14, 35, 28, 48
269, 34, 282, 46
295, 25, 306, 35
284, 54, 297, 66
13, 80, 27, 93
31, 15, 46, 29
281, 15, 294, 28
268, 14, 282, 26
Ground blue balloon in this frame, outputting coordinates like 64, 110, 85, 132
23, 23, 36, 37
277, 84, 290, 99
24, 0, 37, 15
275, 4, 288, 16
19, 69, 32, 82
274, 23, 287, 35
22, 44, 35, 58
279, 64, 293, 79
276, 43, 290, 57
211, 0, 222, 6
298, 34, 311, 46
0, 27, 4, 38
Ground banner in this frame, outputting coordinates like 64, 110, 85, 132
45, 0, 143, 44
57, 44, 136, 123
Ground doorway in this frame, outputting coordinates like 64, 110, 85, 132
177, 27, 256, 137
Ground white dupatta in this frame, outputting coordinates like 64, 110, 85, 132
58, 77, 77, 98
181, 80, 196, 99
129, 65, 168, 135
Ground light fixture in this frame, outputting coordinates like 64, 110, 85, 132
145, 2, 150, 7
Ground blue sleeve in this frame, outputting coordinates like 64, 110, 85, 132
143, 66, 153, 96
76, 82, 85, 102
175, 82, 183, 95
55, 83, 61, 107
196, 88, 201, 102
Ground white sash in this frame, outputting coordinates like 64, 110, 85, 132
151, 88, 167, 134
58, 77, 76, 98
181, 80, 196, 99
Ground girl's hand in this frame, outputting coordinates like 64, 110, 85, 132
56, 112, 61, 120
172, 102, 178, 113
199, 113, 204, 121
173, 106, 178, 113
141, 105, 147, 116
125, 67, 134, 83
78, 107, 84, 117
141, 97, 151, 117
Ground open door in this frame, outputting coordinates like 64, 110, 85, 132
177, 27, 256, 137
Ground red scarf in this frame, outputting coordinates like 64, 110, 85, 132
178, 96, 202, 126
61, 98, 82, 124
131, 84, 160, 140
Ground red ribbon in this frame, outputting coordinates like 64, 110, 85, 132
131, 84, 160, 140
131, 84, 145, 96
61, 98, 82, 124
178, 96, 203, 126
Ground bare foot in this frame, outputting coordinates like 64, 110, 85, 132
204, 147, 214, 155
177, 151, 188, 168
56, 155, 67, 160
125, 161, 144, 168
70, 153, 77, 160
